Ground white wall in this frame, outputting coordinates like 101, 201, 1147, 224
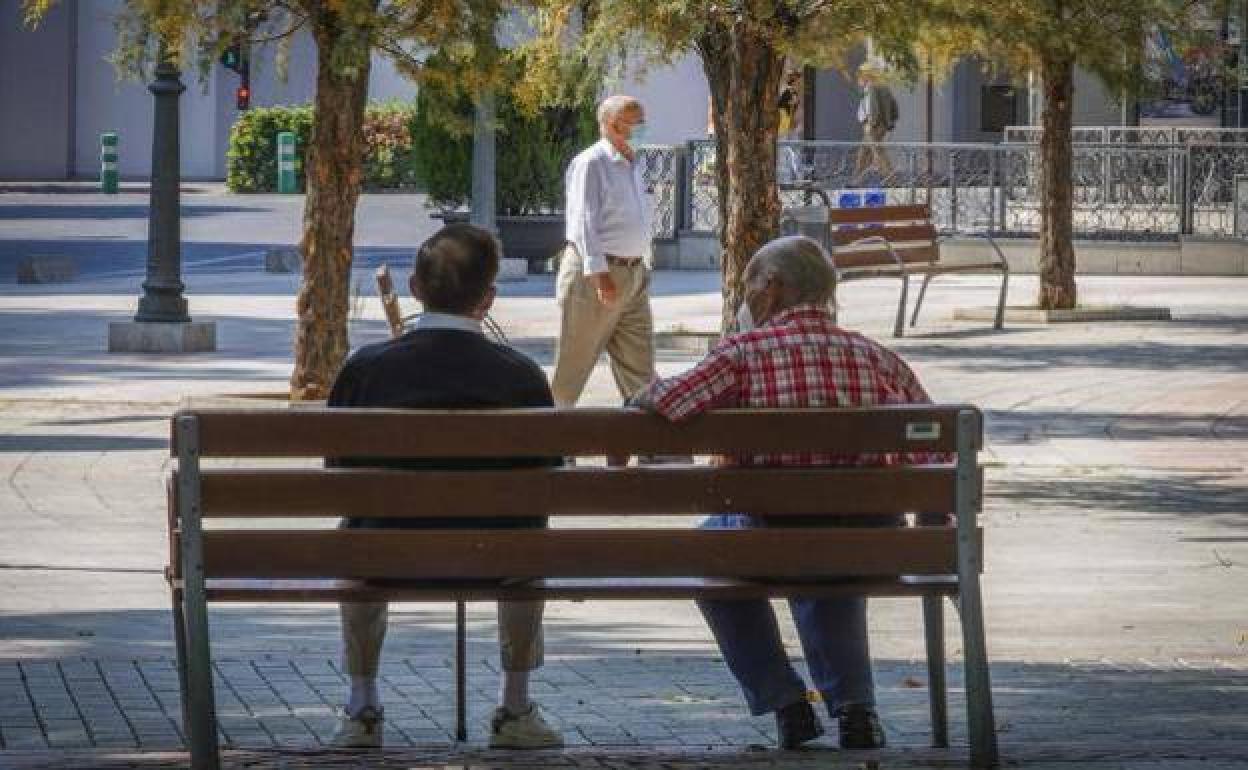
0, 0, 73, 179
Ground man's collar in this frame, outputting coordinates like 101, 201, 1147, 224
408, 311, 484, 336
760, 303, 833, 328
598, 137, 631, 164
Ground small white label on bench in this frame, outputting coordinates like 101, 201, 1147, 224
905, 422, 941, 441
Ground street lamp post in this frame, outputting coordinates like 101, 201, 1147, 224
108, 51, 216, 353
136, 57, 189, 323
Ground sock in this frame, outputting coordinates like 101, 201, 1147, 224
347, 676, 380, 718
500, 670, 531, 715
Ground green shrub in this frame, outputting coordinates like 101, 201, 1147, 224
226, 105, 313, 193
226, 103, 422, 193
410, 87, 597, 215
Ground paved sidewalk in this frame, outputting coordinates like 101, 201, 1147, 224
1, 262, 1246, 767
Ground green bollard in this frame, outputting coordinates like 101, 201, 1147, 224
100, 132, 119, 194
277, 132, 297, 194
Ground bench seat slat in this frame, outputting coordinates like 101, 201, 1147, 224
174, 576, 959, 602
197, 465, 963, 519
201, 528, 968, 579
177, 406, 977, 458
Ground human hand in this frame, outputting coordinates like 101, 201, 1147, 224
592, 272, 618, 307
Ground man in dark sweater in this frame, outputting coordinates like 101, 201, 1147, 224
328, 224, 562, 750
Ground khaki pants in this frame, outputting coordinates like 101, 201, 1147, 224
551, 248, 656, 407
341, 600, 544, 676
855, 124, 894, 179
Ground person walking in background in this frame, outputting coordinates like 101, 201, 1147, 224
854, 67, 899, 182
552, 95, 656, 408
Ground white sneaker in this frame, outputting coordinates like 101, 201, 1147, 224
330, 705, 383, 748
489, 703, 564, 749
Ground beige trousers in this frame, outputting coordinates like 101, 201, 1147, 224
341, 600, 544, 676
855, 124, 894, 179
551, 248, 656, 407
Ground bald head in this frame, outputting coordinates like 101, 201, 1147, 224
745, 236, 836, 309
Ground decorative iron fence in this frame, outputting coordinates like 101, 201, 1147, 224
641, 139, 1248, 242
1004, 125, 1248, 145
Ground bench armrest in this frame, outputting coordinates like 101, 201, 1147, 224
843, 235, 908, 272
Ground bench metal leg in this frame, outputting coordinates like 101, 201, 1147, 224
958, 574, 998, 767
171, 590, 191, 737
993, 266, 1010, 330
455, 601, 467, 742
894, 273, 910, 337
910, 273, 935, 328
922, 594, 949, 748
176, 416, 220, 770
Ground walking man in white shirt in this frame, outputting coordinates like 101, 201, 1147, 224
553, 95, 655, 407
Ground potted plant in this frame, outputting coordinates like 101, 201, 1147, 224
411, 78, 597, 273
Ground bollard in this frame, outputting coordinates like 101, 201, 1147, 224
277, 132, 297, 194
100, 132, 119, 194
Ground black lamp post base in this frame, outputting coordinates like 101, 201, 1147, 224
108, 321, 217, 353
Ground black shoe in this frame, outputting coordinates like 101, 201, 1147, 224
775, 699, 824, 749
836, 703, 886, 749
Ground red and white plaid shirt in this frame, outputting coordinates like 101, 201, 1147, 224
639, 304, 937, 467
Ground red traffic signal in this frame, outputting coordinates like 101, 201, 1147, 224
236, 85, 251, 111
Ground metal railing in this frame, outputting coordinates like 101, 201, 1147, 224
639, 139, 1248, 242
1004, 125, 1248, 145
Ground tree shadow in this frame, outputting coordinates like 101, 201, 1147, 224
0, 434, 167, 452
989, 472, 1247, 518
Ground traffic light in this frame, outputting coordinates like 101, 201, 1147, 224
236, 84, 251, 111
221, 44, 243, 73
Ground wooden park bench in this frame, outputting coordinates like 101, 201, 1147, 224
783, 197, 1009, 338
165, 406, 998, 769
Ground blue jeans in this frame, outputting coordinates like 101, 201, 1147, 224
696, 514, 876, 716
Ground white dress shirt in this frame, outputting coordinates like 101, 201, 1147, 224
408, 311, 482, 336
564, 138, 651, 275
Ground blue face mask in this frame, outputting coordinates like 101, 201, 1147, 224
627, 123, 648, 151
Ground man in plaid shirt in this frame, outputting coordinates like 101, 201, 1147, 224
633, 236, 935, 750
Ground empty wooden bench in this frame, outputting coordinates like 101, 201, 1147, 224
783, 199, 1009, 337
166, 406, 998, 768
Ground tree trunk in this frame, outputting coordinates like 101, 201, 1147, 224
289, 5, 375, 400
1037, 55, 1077, 310
697, 21, 786, 332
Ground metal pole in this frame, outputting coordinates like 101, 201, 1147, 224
470, 90, 497, 234
135, 54, 189, 323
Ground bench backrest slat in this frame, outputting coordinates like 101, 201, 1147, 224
200, 528, 969, 579
829, 224, 937, 247
827, 203, 930, 225
174, 407, 977, 458
196, 465, 967, 519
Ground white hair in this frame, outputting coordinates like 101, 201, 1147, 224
746, 236, 836, 306
597, 95, 642, 127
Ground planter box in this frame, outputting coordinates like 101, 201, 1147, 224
435, 211, 566, 273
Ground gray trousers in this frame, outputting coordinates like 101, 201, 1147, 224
341, 600, 544, 676
551, 248, 656, 407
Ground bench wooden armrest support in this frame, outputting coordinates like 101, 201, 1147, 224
166, 407, 998, 769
